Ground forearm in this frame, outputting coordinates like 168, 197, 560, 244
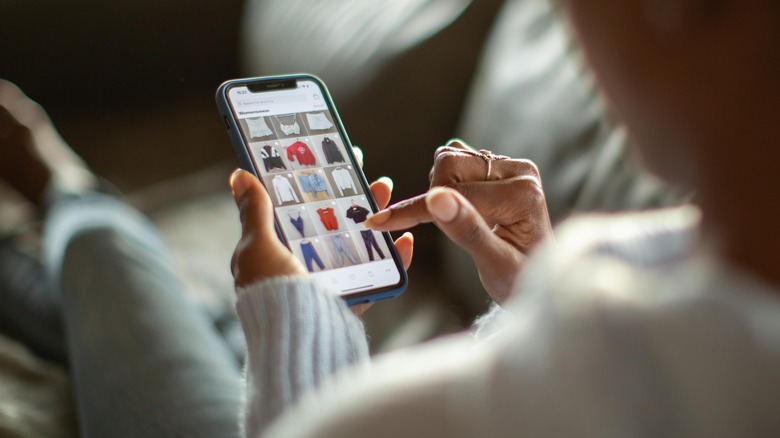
235, 276, 369, 436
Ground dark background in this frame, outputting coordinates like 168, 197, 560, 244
0, 0, 245, 191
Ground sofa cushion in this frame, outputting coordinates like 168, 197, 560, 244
447, 0, 688, 310
242, 0, 472, 97
240, 0, 506, 223
458, 0, 686, 223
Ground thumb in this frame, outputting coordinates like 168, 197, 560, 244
426, 187, 497, 257
230, 169, 277, 244
426, 187, 522, 302
230, 169, 306, 285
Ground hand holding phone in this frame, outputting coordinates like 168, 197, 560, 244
228, 168, 413, 315
216, 75, 408, 305
229, 169, 309, 279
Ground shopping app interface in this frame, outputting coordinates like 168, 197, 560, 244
228, 80, 401, 295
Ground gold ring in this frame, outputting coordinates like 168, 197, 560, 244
459, 149, 509, 180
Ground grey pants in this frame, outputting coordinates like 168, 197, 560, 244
331, 234, 357, 267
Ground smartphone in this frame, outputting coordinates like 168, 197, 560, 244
216, 74, 407, 305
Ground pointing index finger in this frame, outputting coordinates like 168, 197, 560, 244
364, 193, 433, 231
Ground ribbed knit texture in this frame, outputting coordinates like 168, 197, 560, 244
256, 207, 780, 437
235, 276, 369, 436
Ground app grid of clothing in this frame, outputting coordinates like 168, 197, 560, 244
330, 234, 358, 266
346, 204, 370, 224
246, 117, 274, 138
299, 241, 325, 272
316, 207, 339, 231
272, 175, 299, 204
289, 212, 305, 237
297, 172, 330, 197
276, 115, 301, 136
306, 112, 334, 131
331, 167, 357, 196
261, 145, 287, 172
286, 141, 317, 166
359, 229, 385, 261
322, 137, 345, 164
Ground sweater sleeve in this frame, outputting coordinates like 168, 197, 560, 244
235, 276, 369, 437
287, 179, 300, 202
286, 145, 296, 162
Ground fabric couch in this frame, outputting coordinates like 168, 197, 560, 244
243, 0, 688, 310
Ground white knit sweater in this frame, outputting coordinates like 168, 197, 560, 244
237, 206, 780, 437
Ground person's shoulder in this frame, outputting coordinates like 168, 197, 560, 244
507, 206, 704, 328
554, 205, 701, 265
511, 204, 780, 348
501, 206, 780, 435
521, 206, 699, 284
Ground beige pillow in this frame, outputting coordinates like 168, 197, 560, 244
242, 0, 472, 97
240, 0, 505, 206
445, 0, 688, 311
459, 0, 685, 223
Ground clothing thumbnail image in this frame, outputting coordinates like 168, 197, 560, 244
325, 165, 361, 197
309, 133, 347, 165
270, 113, 307, 139
263, 173, 303, 207
290, 238, 331, 273
341, 196, 373, 229
241, 116, 277, 140
277, 205, 316, 239
308, 200, 342, 235
357, 230, 388, 262
295, 169, 334, 202
327, 233, 362, 268
280, 137, 319, 170
302, 111, 337, 134
249, 142, 289, 174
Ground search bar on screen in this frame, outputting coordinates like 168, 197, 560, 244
238, 94, 307, 107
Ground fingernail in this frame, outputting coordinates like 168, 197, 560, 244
427, 188, 459, 222
230, 170, 250, 198
366, 209, 391, 227
377, 176, 394, 190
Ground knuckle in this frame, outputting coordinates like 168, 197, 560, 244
510, 177, 545, 203
433, 146, 455, 163
510, 171, 541, 188
509, 159, 541, 178
237, 196, 256, 224
445, 138, 468, 149
522, 160, 542, 178
434, 139, 468, 158
526, 177, 546, 201
460, 218, 487, 249
433, 145, 450, 158
431, 152, 461, 184
433, 146, 463, 162
452, 182, 474, 199
238, 206, 249, 226
433, 150, 459, 166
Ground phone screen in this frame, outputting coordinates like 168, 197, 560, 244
222, 77, 405, 300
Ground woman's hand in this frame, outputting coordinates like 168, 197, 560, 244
230, 148, 413, 315
230, 169, 307, 285
365, 139, 552, 305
